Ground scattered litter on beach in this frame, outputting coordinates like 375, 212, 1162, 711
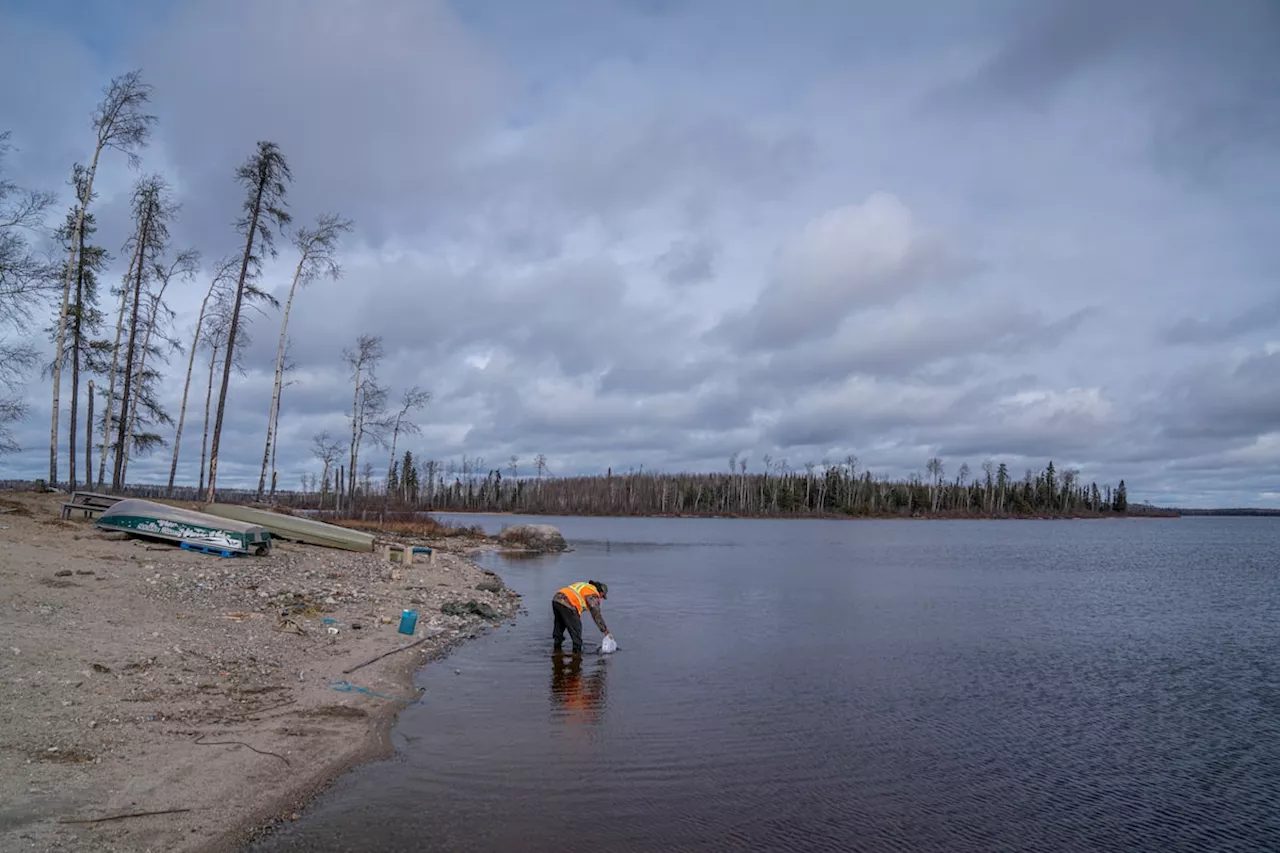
328, 680, 422, 703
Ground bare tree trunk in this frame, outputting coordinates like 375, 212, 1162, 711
198, 342, 219, 496
258, 255, 305, 499
206, 185, 264, 503
121, 271, 173, 483
84, 380, 95, 487
49, 148, 103, 487
383, 425, 402, 517
268, 379, 284, 501
112, 204, 152, 490
168, 282, 215, 493
68, 222, 87, 490
348, 364, 362, 505
98, 241, 140, 489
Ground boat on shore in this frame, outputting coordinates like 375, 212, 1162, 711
95, 498, 272, 555
200, 503, 375, 553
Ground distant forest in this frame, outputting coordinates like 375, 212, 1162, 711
72, 455, 1168, 520
364, 456, 1150, 519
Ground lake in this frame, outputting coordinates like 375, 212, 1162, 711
246, 514, 1280, 852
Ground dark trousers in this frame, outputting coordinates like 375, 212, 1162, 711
552, 600, 583, 652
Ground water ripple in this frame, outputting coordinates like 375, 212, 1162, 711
248, 517, 1280, 853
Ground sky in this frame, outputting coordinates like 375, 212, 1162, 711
1, 0, 1278, 508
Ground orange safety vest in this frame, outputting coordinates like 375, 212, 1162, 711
557, 582, 600, 614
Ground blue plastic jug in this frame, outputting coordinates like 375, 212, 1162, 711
398, 609, 418, 635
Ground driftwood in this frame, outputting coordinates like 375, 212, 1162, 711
60, 807, 192, 824
194, 733, 290, 765
341, 630, 442, 675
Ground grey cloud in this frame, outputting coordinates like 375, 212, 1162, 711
716, 193, 977, 351
655, 238, 715, 287
6, 0, 1280, 509
752, 304, 1097, 388
1156, 350, 1280, 442
1161, 298, 1280, 346
133, 0, 510, 255
927, 0, 1280, 191
599, 359, 720, 395
466, 109, 817, 243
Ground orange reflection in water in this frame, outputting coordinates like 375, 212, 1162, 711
550, 651, 608, 727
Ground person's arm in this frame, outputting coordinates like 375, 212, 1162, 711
585, 595, 609, 635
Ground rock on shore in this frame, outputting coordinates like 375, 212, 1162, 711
496, 523, 567, 552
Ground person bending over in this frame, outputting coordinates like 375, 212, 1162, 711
552, 580, 610, 653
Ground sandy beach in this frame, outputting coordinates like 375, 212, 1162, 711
0, 491, 521, 853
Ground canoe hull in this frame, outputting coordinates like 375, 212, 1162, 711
95, 498, 272, 555
201, 503, 375, 552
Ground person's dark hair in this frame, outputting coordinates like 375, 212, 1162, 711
589, 579, 608, 599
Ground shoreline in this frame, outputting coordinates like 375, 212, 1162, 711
416, 508, 1180, 521
217, 623, 503, 853
0, 490, 522, 853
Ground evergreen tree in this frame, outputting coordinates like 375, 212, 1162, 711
1112, 479, 1128, 512
46, 195, 110, 489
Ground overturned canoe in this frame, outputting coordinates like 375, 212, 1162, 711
96, 498, 272, 555
200, 503, 375, 553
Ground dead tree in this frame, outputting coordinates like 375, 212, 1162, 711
112, 176, 175, 490
256, 212, 352, 499
119, 248, 197, 483
343, 334, 385, 506
206, 141, 291, 503
96, 238, 141, 488
266, 341, 299, 500
311, 430, 343, 510
168, 255, 236, 493
49, 70, 155, 486
382, 386, 431, 512
0, 132, 55, 458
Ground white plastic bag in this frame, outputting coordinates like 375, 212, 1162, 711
600, 634, 618, 654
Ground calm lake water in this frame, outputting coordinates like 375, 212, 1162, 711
247, 515, 1280, 853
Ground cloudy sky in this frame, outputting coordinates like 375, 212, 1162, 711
1, 0, 1278, 507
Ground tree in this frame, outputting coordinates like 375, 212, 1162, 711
197, 285, 263, 493
50, 70, 155, 486
96, 237, 141, 488
401, 450, 419, 502
926, 456, 944, 513
267, 340, 299, 500
256, 212, 352, 499
206, 141, 292, 502
119, 247, 197, 484
45, 189, 110, 489
0, 131, 55, 458
311, 430, 343, 510
343, 334, 385, 504
111, 176, 177, 489
168, 255, 237, 493
383, 386, 430, 510
1112, 479, 1128, 512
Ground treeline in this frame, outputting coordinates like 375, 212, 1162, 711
2, 70, 434, 507
296, 454, 1148, 519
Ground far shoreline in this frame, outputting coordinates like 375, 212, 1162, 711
379, 508, 1186, 522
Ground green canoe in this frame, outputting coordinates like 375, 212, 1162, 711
95, 498, 272, 555
201, 503, 375, 553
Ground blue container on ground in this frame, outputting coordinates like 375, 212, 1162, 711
398, 609, 418, 635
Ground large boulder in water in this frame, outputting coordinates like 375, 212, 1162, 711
497, 523, 567, 552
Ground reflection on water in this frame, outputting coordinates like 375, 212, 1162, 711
550, 652, 608, 727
